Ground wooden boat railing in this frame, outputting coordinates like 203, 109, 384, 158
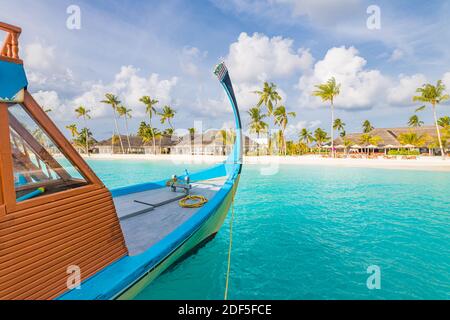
0, 22, 22, 63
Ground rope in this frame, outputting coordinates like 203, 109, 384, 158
224, 197, 235, 300
179, 195, 208, 208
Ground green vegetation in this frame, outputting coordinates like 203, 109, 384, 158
101, 93, 125, 154
117, 105, 132, 153
362, 120, 374, 133
139, 96, 159, 154
248, 106, 268, 156
413, 80, 449, 158
388, 150, 420, 156
408, 115, 423, 128
273, 105, 296, 155
397, 131, 430, 147
159, 105, 176, 131
63, 71, 449, 159
313, 77, 341, 157
313, 128, 330, 150
75, 105, 91, 155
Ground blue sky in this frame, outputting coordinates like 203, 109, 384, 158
1, 0, 449, 140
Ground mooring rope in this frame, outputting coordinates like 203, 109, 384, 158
224, 197, 235, 300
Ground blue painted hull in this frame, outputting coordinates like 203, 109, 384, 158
59, 165, 240, 300
117, 177, 239, 299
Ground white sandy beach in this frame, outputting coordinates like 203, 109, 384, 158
83, 154, 450, 172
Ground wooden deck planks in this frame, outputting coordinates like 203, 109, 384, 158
116, 179, 226, 256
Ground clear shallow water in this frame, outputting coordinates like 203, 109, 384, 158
87, 160, 450, 300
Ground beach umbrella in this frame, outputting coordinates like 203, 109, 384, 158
351, 144, 362, 149
367, 144, 378, 148
335, 145, 345, 149
402, 144, 415, 148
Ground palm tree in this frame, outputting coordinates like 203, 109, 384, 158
333, 118, 345, 133
342, 137, 353, 157
359, 134, 383, 155
362, 120, 374, 133
188, 127, 196, 155
159, 105, 176, 130
299, 128, 314, 146
313, 128, 330, 152
437, 116, 450, 128
139, 125, 153, 145
75, 105, 91, 155
398, 131, 430, 147
137, 121, 160, 153
273, 105, 296, 155
117, 105, 132, 153
254, 82, 282, 154
66, 124, 79, 139
254, 82, 282, 116
154, 129, 163, 154
413, 80, 449, 158
217, 129, 236, 155
408, 115, 424, 128
139, 96, 159, 154
312, 77, 341, 157
248, 106, 268, 156
101, 93, 125, 154
75, 128, 94, 152
164, 128, 175, 136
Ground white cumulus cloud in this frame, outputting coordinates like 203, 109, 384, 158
23, 42, 74, 89
32, 90, 62, 111
35, 66, 178, 121
389, 48, 405, 62
226, 32, 314, 84
297, 46, 388, 110
387, 73, 427, 106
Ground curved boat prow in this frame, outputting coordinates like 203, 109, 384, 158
214, 62, 243, 178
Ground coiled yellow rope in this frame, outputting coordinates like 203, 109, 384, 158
179, 195, 208, 208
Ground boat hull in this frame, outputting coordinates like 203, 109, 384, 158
116, 179, 238, 300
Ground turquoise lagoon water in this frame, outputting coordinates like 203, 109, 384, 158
87, 159, 450, 300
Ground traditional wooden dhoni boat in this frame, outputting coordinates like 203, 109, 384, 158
0, 22, 243, 300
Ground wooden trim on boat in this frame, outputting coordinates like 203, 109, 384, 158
0, 187, 128, 300
0, 205, 5, 219
0, 22, 22, 64
23, 91, 103, 186
0, 22, 21, 34
0, 92, 128, 300
0, 104, 16, 208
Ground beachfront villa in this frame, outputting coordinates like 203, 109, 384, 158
92, 130, 259, 156
94, 135, 176, 154
333, 125, 447, 156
